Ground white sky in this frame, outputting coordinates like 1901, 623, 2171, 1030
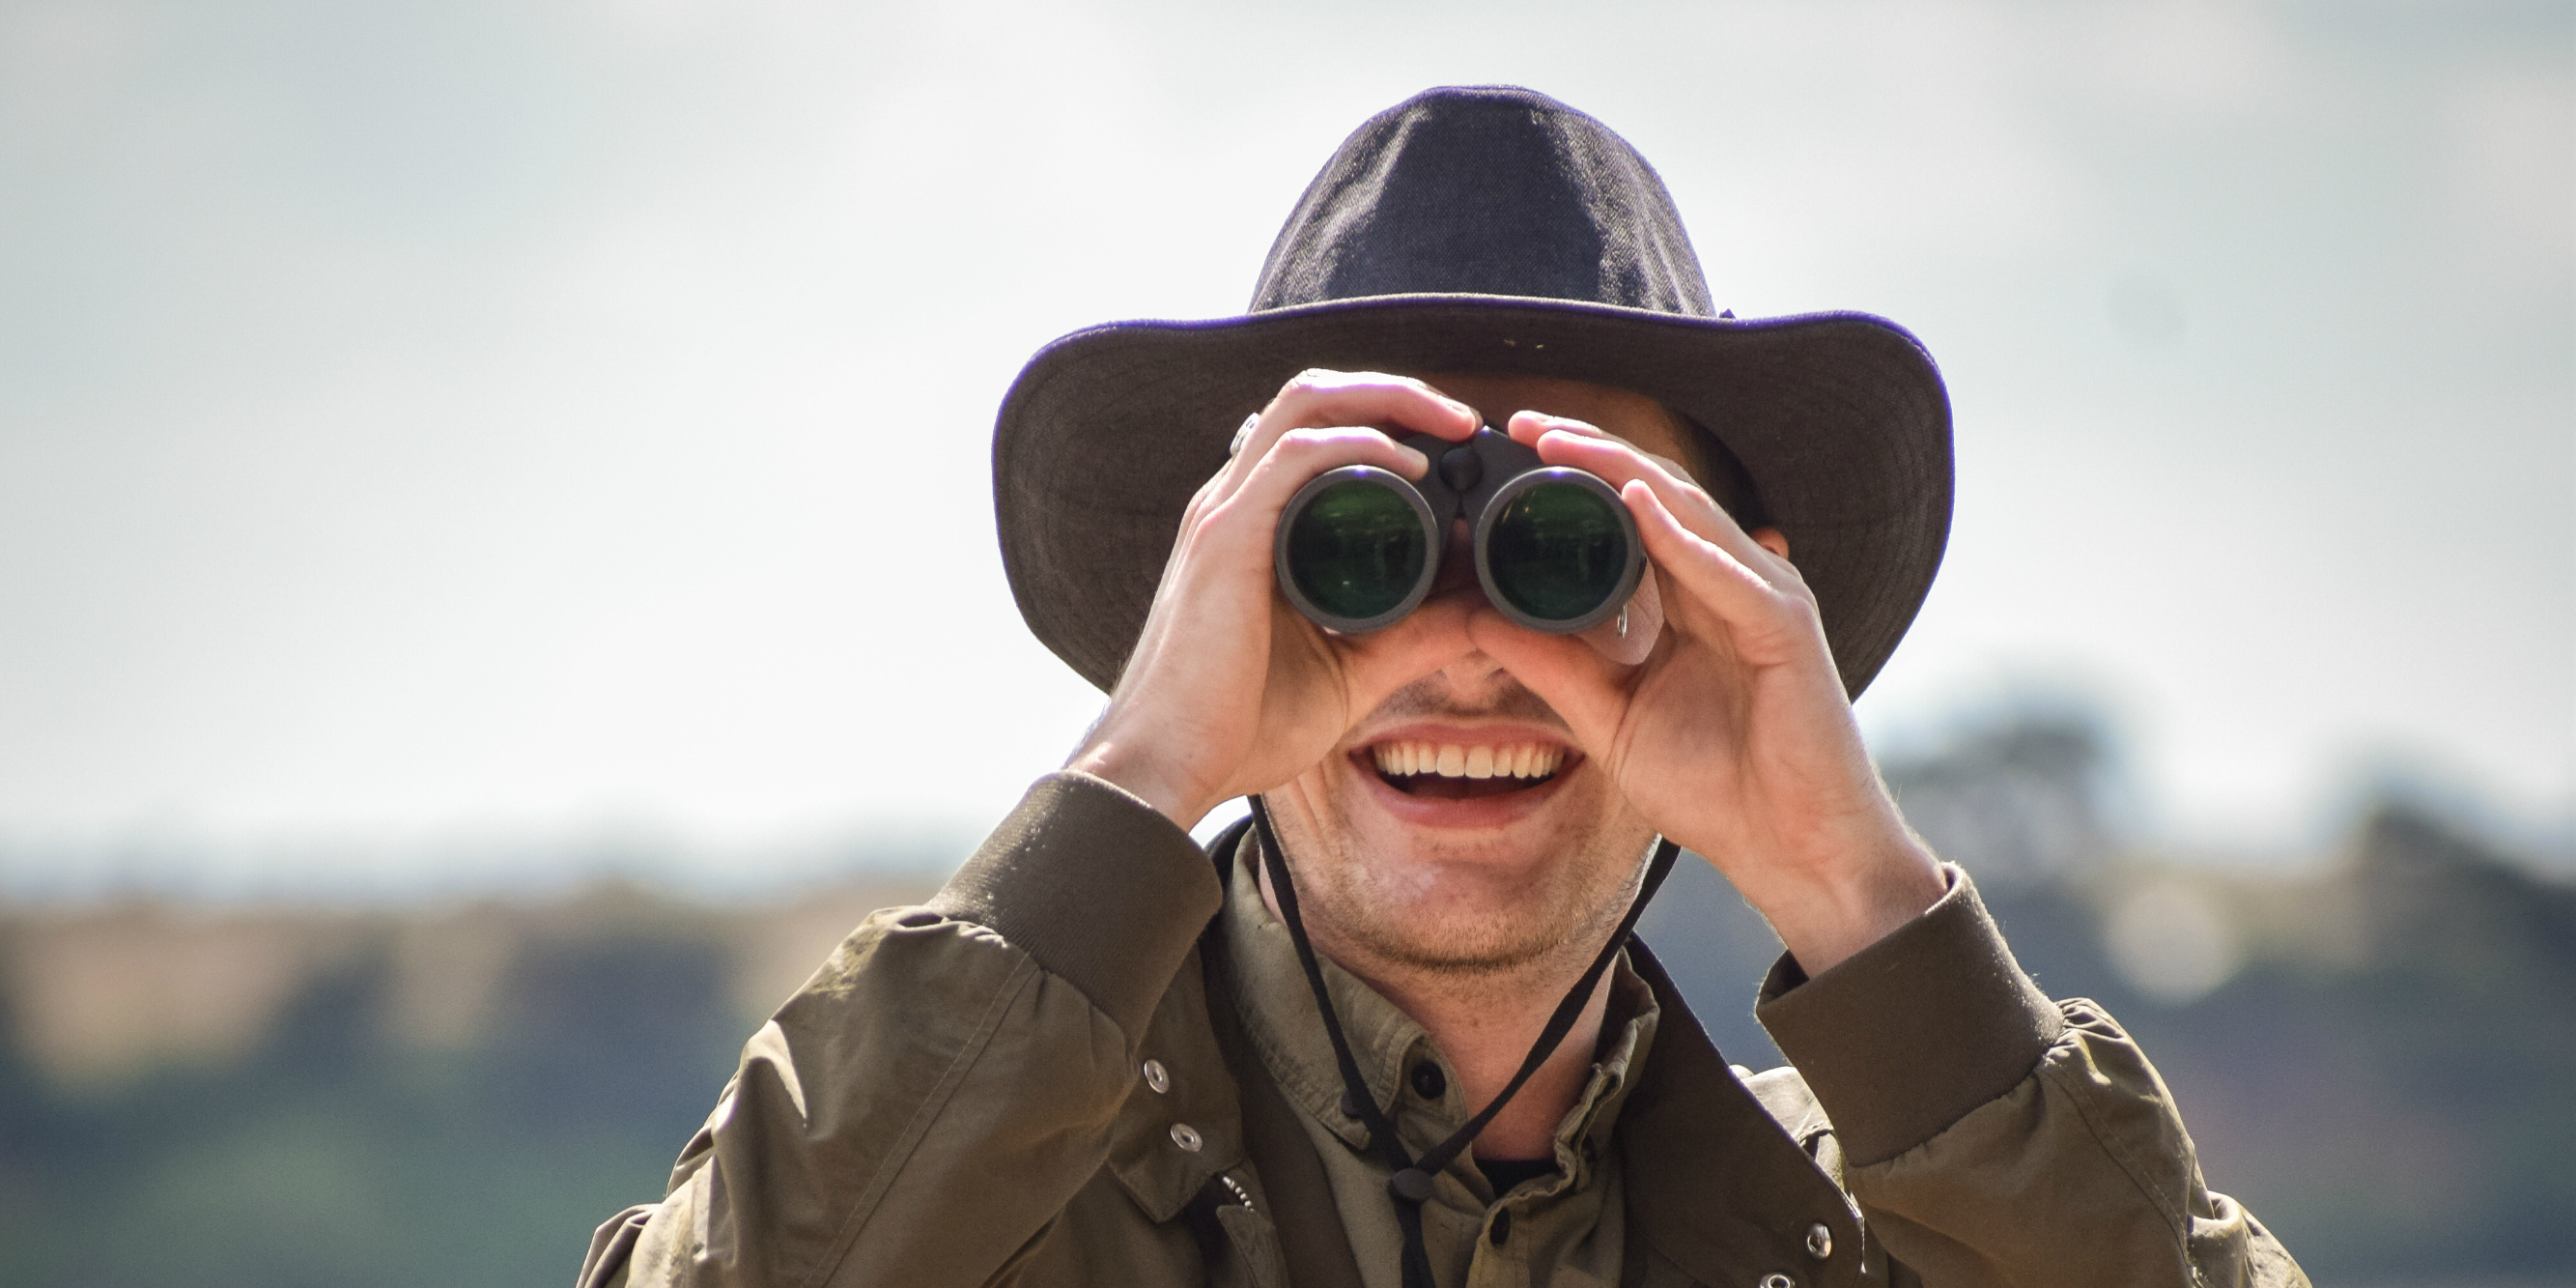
0, 0, 2567, 892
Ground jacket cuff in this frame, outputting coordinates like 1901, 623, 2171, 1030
927, 771, 1223, 1039
1754, 865, 2063, 1167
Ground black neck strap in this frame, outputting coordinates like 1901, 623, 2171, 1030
1245, 797, 1681, 1288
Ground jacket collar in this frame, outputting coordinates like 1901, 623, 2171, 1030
1617, 939, 1886, 1286
1122, 821, 1888, 1288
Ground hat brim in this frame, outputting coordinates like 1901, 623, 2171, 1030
993, 293, 1952, 698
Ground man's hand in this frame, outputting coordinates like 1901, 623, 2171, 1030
1473, 412, 1946, 975
1065, 370, 1482, 830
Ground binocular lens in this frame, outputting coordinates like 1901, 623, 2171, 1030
1273, 431, 1641, 635
1482, 479, 1634, 624
1282, 477, 1432, 623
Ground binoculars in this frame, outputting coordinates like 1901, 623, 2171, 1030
1274, 426, 1644, 635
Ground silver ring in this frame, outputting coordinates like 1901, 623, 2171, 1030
1229, 413, 1261, 457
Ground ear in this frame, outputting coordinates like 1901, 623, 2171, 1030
1751, 527, 1790, 560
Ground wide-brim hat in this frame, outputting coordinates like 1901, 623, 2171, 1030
994, 85, 1951, 697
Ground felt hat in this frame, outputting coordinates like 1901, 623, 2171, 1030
993, 85, 1951, 696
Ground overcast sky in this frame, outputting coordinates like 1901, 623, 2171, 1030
1, 0, 2567, 893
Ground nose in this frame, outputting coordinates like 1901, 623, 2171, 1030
1429, 519, 1483, 601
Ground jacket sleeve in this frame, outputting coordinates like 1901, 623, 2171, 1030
1754, 868, 2309, 1288
578, 772, 1222, 1288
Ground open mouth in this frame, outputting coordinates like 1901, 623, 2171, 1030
1363, 740, 1568, 800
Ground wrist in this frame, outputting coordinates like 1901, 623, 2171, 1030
1761, 830, 1946, 977
1066, 731, 1214, 831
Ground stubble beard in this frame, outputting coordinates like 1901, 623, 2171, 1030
1265, 781, 1657, 985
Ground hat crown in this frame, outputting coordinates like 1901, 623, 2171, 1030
1250, 86, 1716, 319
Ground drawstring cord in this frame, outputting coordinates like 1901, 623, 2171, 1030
1246, 797, 1682, 1288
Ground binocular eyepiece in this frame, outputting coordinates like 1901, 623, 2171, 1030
1274, 426, 1645, 635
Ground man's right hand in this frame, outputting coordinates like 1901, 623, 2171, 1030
1064, 370, 1482, 829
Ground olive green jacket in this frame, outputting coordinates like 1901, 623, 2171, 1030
580, 773, 2307, 1288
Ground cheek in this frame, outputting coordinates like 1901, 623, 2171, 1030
1566, 765, 1652, 837
1266, 761, 1359, 854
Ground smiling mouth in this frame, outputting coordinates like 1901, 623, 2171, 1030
1364, 740, 1568, 800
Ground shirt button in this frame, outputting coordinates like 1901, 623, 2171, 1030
1488, 1208, 1513, 1246
1410, 1060, 1447, 1099
1170, 1123, 1203, 1153
1142, 1059, 1171, 1094
1805, 1223, 1832, 1259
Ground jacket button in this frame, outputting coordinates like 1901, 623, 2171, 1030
1805, 1223, 1832, 1259
1170, 1123, 1203, 1153
1410, 1061, 1447, 1099
1759, 1275, 1796, 1288
1142, 1059, 1171, 1094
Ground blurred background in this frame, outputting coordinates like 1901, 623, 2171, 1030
0, 0, 2567, 1284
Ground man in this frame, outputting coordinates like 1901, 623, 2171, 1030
582, 87, 2307, 1287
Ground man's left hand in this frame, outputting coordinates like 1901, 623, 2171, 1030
1473, 412, 1946, 975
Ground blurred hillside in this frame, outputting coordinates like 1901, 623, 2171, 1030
3, 717, 2571, 1286
1643, 711, 2576, 1285
0, 879, 930, 1288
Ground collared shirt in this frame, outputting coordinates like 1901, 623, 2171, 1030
1220, 851, 1661, 1288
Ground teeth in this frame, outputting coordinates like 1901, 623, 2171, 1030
1371, 740, 1565, 782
